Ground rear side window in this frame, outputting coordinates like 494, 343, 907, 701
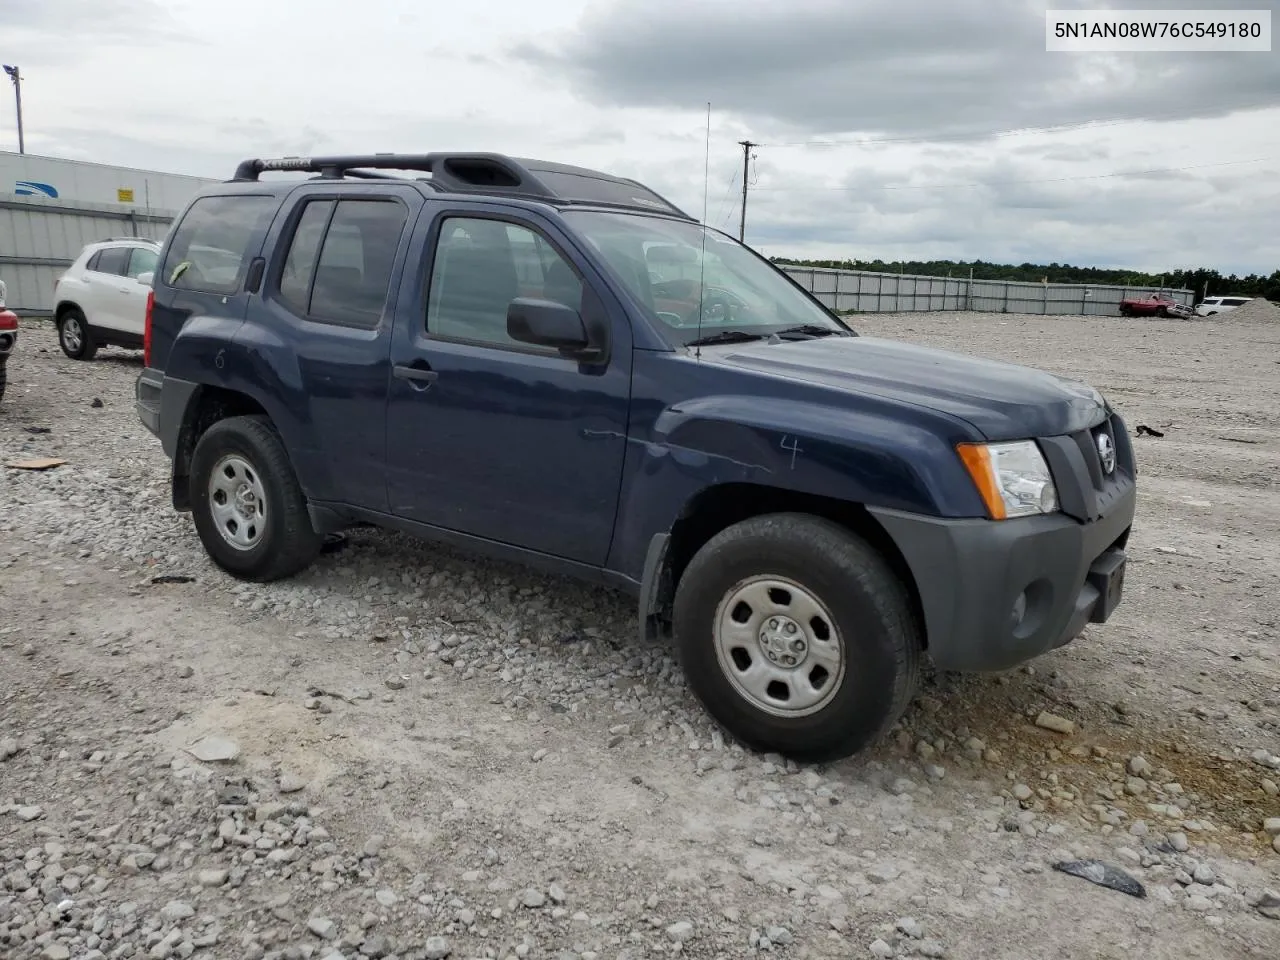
92, 246, 130, 276
274, 198, 408, 328
1222, 298, 1249, 306
161, 195, 277, 295
279, 200, 334, 314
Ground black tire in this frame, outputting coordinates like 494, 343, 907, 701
57, 307, 97, 361
0, 361, 6, 404
672, 513, 921, 763
188, 415, 322, 582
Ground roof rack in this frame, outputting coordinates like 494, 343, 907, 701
99, 236, 159, 244
229, 152, 696, 221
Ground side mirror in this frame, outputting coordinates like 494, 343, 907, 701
136, 271, 154, 285
507, 298, 593, 354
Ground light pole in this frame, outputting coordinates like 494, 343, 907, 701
3, 65, 24, 154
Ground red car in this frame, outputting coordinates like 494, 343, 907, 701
1118, 293, 1192, 318
0, 307, 17, 404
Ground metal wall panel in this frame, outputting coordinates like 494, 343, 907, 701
2, 152, 215, 315
0, 200, 178, 314
780, 264, 1194, 316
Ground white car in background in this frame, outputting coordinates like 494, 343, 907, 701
1195, 295, 1253, 317
52, 237, 160, 360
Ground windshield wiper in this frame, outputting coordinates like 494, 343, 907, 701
770, 324, 850, 339
685, 330, 767, 347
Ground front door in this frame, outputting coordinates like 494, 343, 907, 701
118, 245, 160, 335
384, 205, 632, 565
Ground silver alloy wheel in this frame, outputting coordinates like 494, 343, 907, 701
61, 316, 83, 353
207, 454, 267, 551
712, 575, 845, 717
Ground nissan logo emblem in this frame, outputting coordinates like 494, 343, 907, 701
1096, 431, 1116, 475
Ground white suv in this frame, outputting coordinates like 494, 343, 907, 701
1195, 295, 1253, 317
52, 237, 161, 360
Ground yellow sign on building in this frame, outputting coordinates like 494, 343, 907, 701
117, 188, 135, 203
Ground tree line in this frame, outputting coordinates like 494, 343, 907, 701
768, 257, 1280, 304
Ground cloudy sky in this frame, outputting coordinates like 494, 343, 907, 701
3, 0, 1278, 274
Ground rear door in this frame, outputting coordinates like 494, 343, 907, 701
247, 183, 424, 511
84, 244, 133, 332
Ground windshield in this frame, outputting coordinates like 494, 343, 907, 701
562, 209, 848, 346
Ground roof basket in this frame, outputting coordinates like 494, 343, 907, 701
229, 152, 695, 221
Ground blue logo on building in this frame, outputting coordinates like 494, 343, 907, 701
15, 180, 59, 198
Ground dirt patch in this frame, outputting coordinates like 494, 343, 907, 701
3, 314, 1280, 960
1215, 297, 1280, 324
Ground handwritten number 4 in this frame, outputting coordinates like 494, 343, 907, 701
780, 435, 802, 469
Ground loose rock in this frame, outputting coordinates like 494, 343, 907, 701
666, 920, 695, 943
1034, 711, 1075, 735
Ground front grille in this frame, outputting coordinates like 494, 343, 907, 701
1039, 411, 1135, 523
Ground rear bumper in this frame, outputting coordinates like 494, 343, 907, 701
136, 367, 162, 438
135, 367, 197, 458
870, 481, 1136, 672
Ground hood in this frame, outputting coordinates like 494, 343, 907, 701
713, 335, 1107, 439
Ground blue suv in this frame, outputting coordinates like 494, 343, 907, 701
136, 152, 1136, 762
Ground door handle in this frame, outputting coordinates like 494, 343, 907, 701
393, 364, 438, 385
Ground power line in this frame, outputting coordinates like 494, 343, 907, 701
709, 163, 741, 230
748, 155, 1276, 193
756, 99, 1280, 149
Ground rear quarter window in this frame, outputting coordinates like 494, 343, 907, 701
160, 195, 278, 295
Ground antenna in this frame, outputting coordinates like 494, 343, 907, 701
695, 101, 711, 360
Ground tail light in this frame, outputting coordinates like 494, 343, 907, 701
143, 290, 155, 367
0, 309, 17, 331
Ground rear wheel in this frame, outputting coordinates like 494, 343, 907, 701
672, 513, 921, 763
57, 307, 97, 361
189, 415, 322, 582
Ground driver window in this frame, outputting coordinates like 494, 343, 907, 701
426, 217, 583, 349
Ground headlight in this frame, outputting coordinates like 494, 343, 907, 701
957, 440, 1059, 519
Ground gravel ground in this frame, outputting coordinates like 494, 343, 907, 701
2, 311, 1278, 960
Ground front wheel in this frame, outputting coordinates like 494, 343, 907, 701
672, 513, 921, 763
189, 415, 322, 582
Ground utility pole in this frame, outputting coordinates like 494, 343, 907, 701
737, 140, 756, 242
3, 65, 23, 154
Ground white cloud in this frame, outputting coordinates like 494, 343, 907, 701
2, 0, 1277, 274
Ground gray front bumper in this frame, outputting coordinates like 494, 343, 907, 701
870, 482, 1136, 672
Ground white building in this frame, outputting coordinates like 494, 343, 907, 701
0, 151, 217, 315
